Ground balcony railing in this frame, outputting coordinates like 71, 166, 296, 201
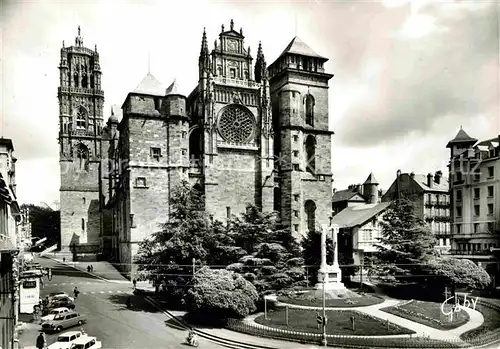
213, 76, 259, 89
58, 86, 104, 96
448, 250, 493, 256
71, 129, 95, 137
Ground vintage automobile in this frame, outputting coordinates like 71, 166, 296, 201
41, 307, 70, 322
69, 336, 101, 349
47, 330, 87, 349
42, 311, 87, 332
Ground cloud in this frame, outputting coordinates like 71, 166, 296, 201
335, 2, 498, 147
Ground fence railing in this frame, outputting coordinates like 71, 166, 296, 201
226, 318, 466, 348
226, 297, 500, 348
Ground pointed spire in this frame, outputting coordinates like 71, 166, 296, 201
257, 41, 263, 58
78, 25, 81, 36
240, 27, 243, 35
364, 172, 379, 185
62, 40, 65, 48
200, 27, 209, 55
111, 106, 114, 116
230, 19, 234, 31
166, 79, 181, 96
95, 44, 97, 52
255, 41, 267, 83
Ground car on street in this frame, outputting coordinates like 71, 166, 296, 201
69, 336, 101, 349
41, 307, 71, 322
47, 331, 87, 349
48, 295, 76, 311
42, 311, 87, 332
49, 292, 73, 301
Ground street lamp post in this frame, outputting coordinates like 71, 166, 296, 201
321, 277, 327, 346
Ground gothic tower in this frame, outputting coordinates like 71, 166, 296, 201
58, 27, 104, 251
268, 37, 334, 240
188, 20, 275, 221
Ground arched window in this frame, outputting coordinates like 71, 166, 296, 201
76, 106, 87, 129
73, 72, 79, 87
189, 128, 202, 162
305, 135, 316, 174
304, 200, 316, 232
82, 197, 86, 205
82, 73, 88, 88
76, 144, 89, 171
305, 95, 315, 126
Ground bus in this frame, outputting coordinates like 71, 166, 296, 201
19, 270, 42, 314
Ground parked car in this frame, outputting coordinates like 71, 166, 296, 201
42, 311, 86, 332
48, 296, 76, 310
69, 336, 101, 349
41, 307, 70, 322
47, 331, 87, 349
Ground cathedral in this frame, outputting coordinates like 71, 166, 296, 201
58, 21, 334, 276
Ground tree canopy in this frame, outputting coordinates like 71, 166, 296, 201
425, 257, 491, 290
187, 267, 258, 320
370, 198, 437, 284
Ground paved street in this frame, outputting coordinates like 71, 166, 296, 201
18, 256, 226, 349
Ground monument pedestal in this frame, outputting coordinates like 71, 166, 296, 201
315, 263, 345, 291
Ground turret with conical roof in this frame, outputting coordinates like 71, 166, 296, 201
164, 79, 187, 120
446, 127, 478, 148
363, 172, 379, 204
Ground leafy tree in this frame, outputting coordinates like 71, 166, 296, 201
369, 198, 437, 284
228, 205, 300, 257
134, 181, 233, 303
21, 204, 60, 248
187, 267, 258, 322
425, 257, 491, 291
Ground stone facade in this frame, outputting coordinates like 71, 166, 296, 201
268, 37, 334, 240
98, 21, 334, 277
58, 27, 104, 251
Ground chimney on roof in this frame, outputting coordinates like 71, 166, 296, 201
410, 172, 415, 179
356, 184, 363, 196
427, 173, 433, 188
434, 171, 443, 185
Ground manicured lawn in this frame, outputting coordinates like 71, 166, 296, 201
277, 293, 384, 308
254, 308, 415, 335
460, 304, 500, 341
381, 300, 469, 330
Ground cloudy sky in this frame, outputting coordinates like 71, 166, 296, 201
2, 0, 499, 206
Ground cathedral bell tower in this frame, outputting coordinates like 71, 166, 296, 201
58, 26, 104, 251
269, 37, 334, 240
191, 20, 275, 221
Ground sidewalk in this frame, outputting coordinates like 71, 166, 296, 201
44, 253, 129, 283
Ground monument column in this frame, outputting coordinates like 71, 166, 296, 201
332, 225, 339, 268
315, 223, 345, 291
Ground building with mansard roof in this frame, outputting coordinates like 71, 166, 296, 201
57, 22, 335, 277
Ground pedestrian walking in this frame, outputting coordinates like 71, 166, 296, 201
132, 278, 137, 290
73, 286, 79, 299
87, 265, 91, 272
47, 268, 52, 281
36, 331, 46, 349
90, 265, 94, 272
62, 257, 66, 263
40, 277, 44, 289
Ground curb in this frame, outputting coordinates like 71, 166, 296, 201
141, 294, 285, 349
42, 255, 129, 284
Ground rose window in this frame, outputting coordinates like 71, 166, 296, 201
218, 105, 255, 143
